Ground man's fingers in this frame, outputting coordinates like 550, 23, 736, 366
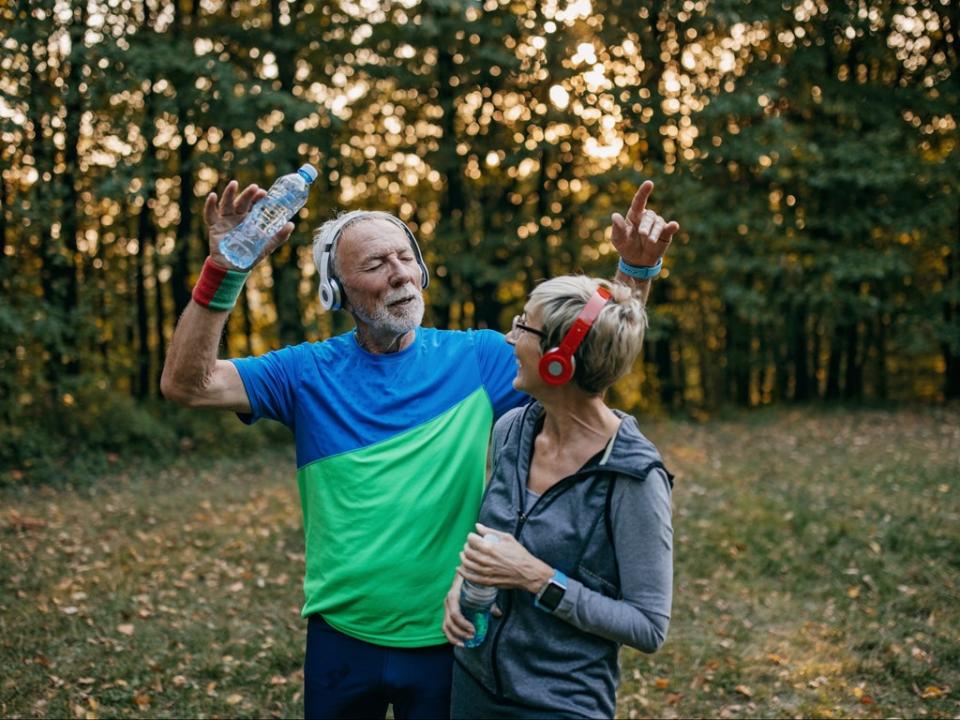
204, 192, 219, 227
220, 180, 238, 214
626, 180, 654, 225
261, 222, 294, 258
235, 184, 263, 216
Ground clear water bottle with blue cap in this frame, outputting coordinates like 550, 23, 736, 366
460, 533, 500, 648
221, 164, 318, 269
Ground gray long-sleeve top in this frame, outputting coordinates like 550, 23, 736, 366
454, 402, 674, 719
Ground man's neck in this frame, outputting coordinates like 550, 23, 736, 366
354, 324, 416, 354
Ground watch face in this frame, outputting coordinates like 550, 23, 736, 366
540, 582, 565, 610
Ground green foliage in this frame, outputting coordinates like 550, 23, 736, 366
1, 388, 290, 487
0, 0, 957, 462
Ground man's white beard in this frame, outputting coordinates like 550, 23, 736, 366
352, 285, 425, 336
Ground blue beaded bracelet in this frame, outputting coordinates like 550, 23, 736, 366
618, 257, 663, 280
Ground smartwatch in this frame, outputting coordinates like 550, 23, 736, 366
534, 569, 568, 613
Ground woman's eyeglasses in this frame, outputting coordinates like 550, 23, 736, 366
511, 315, 546, 339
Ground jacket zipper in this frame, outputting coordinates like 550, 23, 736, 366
488, 468, 601, 697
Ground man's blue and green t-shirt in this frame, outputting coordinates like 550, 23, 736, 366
231, 327, 525, 647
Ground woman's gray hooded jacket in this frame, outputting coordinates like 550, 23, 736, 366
454, 401, 674, 718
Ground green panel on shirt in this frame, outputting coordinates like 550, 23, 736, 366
296, 387, 494, 647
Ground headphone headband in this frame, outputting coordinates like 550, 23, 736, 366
539, 286, 613, 386
317, 212, 429, 311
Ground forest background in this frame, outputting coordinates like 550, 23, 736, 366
1, 0, 958, 481
2, 2, 959, 719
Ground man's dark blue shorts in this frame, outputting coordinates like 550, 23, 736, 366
304, 615, 453, 720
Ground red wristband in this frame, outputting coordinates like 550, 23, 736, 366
192, 257, 250, 311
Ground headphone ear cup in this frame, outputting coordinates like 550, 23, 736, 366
539, 349, 575, 386
320, 278, 342, 311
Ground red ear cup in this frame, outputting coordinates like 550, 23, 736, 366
539, 350, 575, 385
535, 286, 612, 387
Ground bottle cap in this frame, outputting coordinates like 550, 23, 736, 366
297, 164, 319, 183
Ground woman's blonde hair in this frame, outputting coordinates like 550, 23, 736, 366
528, 275, 647, 394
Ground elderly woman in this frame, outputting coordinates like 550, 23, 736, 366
442, 275, 674, 719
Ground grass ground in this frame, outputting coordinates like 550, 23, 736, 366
1, 407, 958, 718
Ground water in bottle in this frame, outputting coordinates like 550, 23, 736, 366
460, 534, 500, 648
221, 164, 318, 269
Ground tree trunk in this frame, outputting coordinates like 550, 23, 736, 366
427, 7, 468, 330
134, 4, 159, 398
825, 322, 843, 401
242, 285, 254, 355
843, 321, 862, 401
943, 207, 960, 401
57, 0, 87, 377
268, 0, 306, 347
791, 304, 811, 401
171, 0, 201, 318
134, 217, 150, 399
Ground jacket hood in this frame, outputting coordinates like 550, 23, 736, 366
503, 400, 673, 487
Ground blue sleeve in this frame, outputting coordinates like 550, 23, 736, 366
472, 329, 528, 420
230, 345, 303, 427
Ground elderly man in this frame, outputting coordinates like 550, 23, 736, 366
161, 179, 679, 719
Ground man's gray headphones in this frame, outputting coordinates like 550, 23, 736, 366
314, 210, 430, 311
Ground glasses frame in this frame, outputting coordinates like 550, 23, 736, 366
511, 314, 547, 340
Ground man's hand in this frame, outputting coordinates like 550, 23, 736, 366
203, 180, 295, 270
611, 180, 680, 267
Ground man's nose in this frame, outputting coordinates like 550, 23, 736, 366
387, 259, 418, 287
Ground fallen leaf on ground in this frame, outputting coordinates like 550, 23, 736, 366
735, 684, 753, 698
117, 624, 134, 636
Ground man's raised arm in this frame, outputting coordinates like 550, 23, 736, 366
608, 180, 680, 303
160, 180, 294, 412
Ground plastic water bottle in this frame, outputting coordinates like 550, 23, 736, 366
460, 534, 500, 648
221, 164, 318, 269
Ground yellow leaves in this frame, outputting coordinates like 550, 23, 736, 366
851, 686, 874, 705
846, 585, 860, 599
734, 684, 753, 698
920, 685, 947, 699
72, 698, 99, 720
766, 653, 788, 665
226, 693, 244, 705
132, 692, 150, 710
654, 677, 670, 689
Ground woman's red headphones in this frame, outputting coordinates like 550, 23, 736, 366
538, 286, 613, 386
